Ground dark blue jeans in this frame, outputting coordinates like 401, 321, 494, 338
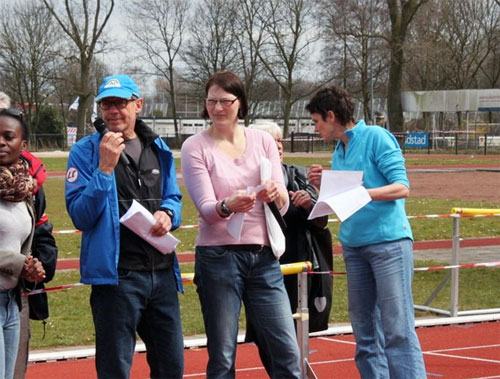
90, 268, 183, 379
195, 245, 301, 379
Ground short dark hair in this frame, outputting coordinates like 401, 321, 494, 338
305, 86, 355, 126
201, 71, 248, 119
0, 108, 29, 140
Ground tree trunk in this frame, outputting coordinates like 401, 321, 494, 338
387, 37, 405, 132
76, 61, 91, 140
386, 0, 429, 132
282, 97, 292, 138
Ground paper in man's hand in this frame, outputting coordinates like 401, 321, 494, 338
308, 170, 371, 222
120, 200, 180, 254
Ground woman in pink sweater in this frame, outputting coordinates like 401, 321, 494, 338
181, 71, 301, 378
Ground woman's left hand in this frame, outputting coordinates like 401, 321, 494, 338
257, 180, 286, 208
21, 256, 46, 283
289, 190, 313, 211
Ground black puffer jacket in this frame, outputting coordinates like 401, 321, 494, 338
21, 151, 58, 320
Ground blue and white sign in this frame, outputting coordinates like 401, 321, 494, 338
405, 133, 429, 148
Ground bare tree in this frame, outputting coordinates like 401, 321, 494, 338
183, 0, 239, 87
440, 0, 500, 89
386, 0, 429, 132
320, 0, 389, 121
234, 0, 271, 124
404, 1, 448, 91
127, 0, 190, 146
255, 0, 321, 137
0, 0, 60, 133
42, 0, 114, 139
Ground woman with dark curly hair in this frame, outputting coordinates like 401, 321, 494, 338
0, 109, 45, 379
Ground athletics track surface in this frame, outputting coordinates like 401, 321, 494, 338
31, 237, 500, 378
25, 320, 500, 378
36, 154, 499, 377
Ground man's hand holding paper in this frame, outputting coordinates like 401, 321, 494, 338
120, 200, 180, 254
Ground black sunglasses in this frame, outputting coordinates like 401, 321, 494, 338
0, 108, 24, 120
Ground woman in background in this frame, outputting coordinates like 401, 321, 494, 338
246, 121, 333, 373
0, 108, 45, 379
181, 72, 301, 378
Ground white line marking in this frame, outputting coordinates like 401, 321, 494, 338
428, 344, 500, 354
318, 336, 356, 346
425, 351, 500, 364
311, 357, 355, 365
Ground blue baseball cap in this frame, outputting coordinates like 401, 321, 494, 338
96, 75, 141, 101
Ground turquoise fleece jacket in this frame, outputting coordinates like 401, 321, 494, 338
332, 120, 413, 247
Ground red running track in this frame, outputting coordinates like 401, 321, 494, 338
55, 237, 500, 270
26, 321, 500, 378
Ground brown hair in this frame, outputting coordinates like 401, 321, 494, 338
305, 86, 355, 126
200, 71, 248, 119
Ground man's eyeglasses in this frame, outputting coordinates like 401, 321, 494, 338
0, 108, 24, 121
205, 98, 238, 107
98, 98, 135, 110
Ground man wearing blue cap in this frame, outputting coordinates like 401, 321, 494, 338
65, 75, 184, 378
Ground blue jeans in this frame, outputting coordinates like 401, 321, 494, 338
195, 246, 301, 379
343, 238, 426, 379
0, 290, 20, 379
90, 268, 183, 379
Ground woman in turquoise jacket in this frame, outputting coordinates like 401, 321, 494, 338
306, 86, 426, 379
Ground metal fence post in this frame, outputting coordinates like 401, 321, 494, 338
296, 272, 317, 378
450, 215, 461, 317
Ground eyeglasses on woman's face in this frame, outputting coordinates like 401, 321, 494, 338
205, 98, 238, 107
98, 98, 135, 111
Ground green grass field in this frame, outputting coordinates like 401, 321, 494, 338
29, 155, 500, 349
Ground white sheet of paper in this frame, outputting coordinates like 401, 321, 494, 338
260, 157, 285, 258
308, 170, 371, 222
119, 200, 180, 254
227, 212, 245, 241
225, 184, 266, 241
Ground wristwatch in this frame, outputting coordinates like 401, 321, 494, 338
220, 200, 233, 216
161, 208, 174, 221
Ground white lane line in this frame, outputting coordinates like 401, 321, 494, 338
318, 336, 356, 345
428, 344, 500, 354
425, 351, 500, 364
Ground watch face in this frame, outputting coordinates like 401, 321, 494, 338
221, 201, 232, 215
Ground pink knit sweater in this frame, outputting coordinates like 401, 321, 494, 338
180, 127, 288, 246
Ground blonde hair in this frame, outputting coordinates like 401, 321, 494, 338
0, 92, 11, 108
248, 120, 282, 139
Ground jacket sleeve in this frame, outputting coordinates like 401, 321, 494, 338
284, 164, 328, 230
373, 129, 409, 188
159, 147, 182, 230
65, 138, 116, 231
0, 249, 25, 278
28, 186, 58, 284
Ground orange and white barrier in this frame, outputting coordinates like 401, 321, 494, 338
52, 212, 500, 234
27, 260, 500, 296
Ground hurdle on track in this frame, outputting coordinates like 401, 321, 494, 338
414, 208, 500, 317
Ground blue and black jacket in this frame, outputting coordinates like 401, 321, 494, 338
65, 120, 183, 291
